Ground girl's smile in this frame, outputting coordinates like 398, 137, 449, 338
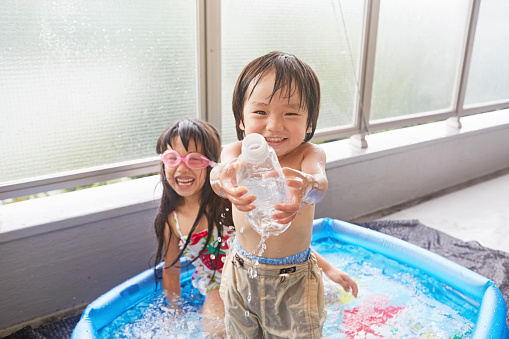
175, 176, 195, 188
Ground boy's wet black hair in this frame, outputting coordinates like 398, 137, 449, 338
232, 51, 321, 143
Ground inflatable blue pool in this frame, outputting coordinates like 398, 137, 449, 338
71, 218, 508, 338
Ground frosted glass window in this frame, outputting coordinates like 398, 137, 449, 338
0, 1, 197, 184
370, 0, 470, 121
221, 0, 364, 144
465, 0, 509, 106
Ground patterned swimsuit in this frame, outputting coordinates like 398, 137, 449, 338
173, 212, 234, 295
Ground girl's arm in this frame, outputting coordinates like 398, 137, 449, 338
162, 222, 182, 304
312, 249, 358, 297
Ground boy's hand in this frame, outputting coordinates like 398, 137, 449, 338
325, 268, 359, 298
283, 167, 315, 202
211, 159, 256, 212
272, 167, 316, 224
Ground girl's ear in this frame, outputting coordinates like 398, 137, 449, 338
239, 120, 245, 131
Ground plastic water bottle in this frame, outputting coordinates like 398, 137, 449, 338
236, 133, 291, 237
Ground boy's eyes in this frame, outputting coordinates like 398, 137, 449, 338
253, 111, 299, 116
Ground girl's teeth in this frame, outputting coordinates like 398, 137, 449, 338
177, 178, 194, 185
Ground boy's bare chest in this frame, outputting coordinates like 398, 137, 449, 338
278, 145, 307, 170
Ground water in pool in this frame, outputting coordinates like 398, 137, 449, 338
99, 238, 476, 338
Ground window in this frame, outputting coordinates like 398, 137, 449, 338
1, 0, 508, 200
0, 1, 197, 191
465, 0, 509, 107
370, 0, 470, 121
221, 0, 364, 144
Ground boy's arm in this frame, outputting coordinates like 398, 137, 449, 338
295, 143, 328, 205
210, 142, 256, 212
312, 249, 358, 297
274, 144, 328, 224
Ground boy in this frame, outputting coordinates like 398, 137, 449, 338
211, 51, 357, 338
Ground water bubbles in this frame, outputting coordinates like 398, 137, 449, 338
99, 294, 204, 338
245, 310, 250, 318
225, 207, 230, 211
221, 256, 226, 263
247, 293, 252, 303
210, 254, 215, 260
217, 237, 222, 243
248, 267, 258, 279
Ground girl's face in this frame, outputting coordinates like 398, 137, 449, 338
164, 136, 208, 201
240, 71, 311, 159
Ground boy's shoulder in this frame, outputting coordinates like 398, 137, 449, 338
220, 141, 242, 161
223, 140, 242, 151
303, 141, 323, 152
296, 142, 325, 158
280, 142, 324, 169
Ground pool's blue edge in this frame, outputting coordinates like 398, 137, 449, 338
71, 218, 509, 339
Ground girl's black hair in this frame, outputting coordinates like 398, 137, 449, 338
153, 119, 233, 276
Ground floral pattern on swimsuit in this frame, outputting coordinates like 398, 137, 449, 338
173, 212, 235, 295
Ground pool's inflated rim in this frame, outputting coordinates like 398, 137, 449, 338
71, 218, 509, 339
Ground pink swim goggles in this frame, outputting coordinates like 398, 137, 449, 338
160, 150, 217, 169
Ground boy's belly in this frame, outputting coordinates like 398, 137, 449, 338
232, 204, 314, 258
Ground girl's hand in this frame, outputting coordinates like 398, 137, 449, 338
211, 159, 256, 212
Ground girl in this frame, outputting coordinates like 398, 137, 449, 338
153, 118, 234, 337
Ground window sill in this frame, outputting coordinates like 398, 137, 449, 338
0, 175, 162, 244
321, 109, 509, 168
1, 109, 508, 244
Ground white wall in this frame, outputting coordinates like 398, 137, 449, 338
318, 114, 509, 221
1, 111, 509, 334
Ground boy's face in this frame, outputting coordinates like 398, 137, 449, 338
240, 71, 311, 159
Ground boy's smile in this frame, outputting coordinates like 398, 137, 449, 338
240, 71, 311, 159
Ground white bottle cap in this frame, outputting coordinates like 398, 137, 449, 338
242, 133, 269, 163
